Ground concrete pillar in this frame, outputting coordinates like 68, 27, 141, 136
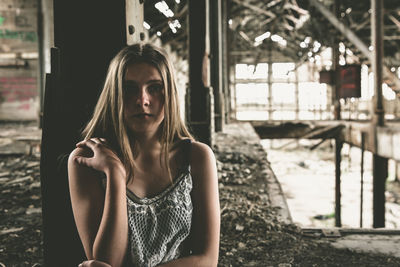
126, 0, 144, 43
38, 0, 54, 126
40, 0, 142, 265
187, 0, 214, 145
210, 0, 224, 132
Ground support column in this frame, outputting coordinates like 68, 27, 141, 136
332, 48, 341, 119
360, 132, 365, 228
371, 0, 387, 228
334, 139, 343, 227
332, 0, 342, 227
221, 0, 229, 124
268, 48, 273, 120
126, 0, 144, 43
229, 64, 237, 120
40, 1, 142, 265
210, 0, 224, 132
188, 0, 213, 145
38, 0, 54, 127
295, 68, 299, 120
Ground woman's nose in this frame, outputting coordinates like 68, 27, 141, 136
136, 88, 150, 107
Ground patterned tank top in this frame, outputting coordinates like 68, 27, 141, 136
125, 139, 193, 267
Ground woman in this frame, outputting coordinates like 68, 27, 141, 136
68, 43, 220, 267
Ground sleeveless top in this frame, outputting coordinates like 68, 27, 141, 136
125, 139, 193, 267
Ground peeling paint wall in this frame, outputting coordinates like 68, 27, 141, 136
0, 0, 39, 120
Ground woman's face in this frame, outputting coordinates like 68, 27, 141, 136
123, 62, 165, 136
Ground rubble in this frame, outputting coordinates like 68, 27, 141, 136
215, 124, 400, 266
0, 154, 42, 267
1, 122, 400, 266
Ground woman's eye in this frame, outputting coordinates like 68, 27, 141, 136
148, 84, 163, 94
124, 85, 138, 94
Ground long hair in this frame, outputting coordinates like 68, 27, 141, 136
82, 43, 193, 183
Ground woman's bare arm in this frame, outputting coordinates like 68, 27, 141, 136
159, 141, 220, 267
68, 139, 128, 267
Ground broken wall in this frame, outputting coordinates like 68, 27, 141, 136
0, 0, 39, 120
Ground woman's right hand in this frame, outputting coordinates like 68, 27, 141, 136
74, 138, 126, 178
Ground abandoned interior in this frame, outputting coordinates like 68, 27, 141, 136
1, 0, 400, 266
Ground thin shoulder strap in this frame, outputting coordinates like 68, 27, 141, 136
185, 138, 192, 171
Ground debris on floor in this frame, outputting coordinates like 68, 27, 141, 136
1, 122, 400, 266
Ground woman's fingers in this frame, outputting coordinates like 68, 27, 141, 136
76, 138, 107, 148
76, 139, 98, 150
79, 260, 112, 267
91, 138, 103, 144
74, 155, 91, 167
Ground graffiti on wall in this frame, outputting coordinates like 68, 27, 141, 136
0, 5, 39, 119
15, 15, 31, 28
0, 29, 37, 42
0, 11, 37, 42
0, 77, 37, 103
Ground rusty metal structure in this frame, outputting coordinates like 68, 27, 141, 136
37, 0, 400, 265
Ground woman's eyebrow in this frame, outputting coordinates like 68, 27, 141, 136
124, 80, 137, 85
123, 79, 163, 86
147, 79, 163, 84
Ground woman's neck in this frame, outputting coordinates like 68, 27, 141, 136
131, 131, 162, 157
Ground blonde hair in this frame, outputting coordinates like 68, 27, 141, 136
82, 43, 193, 183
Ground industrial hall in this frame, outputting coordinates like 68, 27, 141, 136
1, 0, 400, 266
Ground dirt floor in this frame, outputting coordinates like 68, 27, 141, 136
1, 122, 400, 266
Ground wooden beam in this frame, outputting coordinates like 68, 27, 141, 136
284, 2, 308, 16
231, 0, 276, 18
308, 0, 400, 93
252, 120, 400, 162
388, 14, 400, 30
353, 13, 370, 32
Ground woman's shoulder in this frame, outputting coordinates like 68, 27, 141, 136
67, 145, 105, 180
188, 141, 216, 171
68, 146, 93, 164
190, 140, 213, 155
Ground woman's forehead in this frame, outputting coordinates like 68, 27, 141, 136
125, 62, 162, 81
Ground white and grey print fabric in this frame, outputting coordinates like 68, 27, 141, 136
126, 170, 193, 267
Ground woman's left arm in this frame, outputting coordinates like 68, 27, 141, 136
159, 142, 220, 267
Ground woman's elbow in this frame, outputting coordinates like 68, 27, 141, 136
195, 251, 219, 267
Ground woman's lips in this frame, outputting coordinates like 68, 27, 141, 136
133, 113, 153, 118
